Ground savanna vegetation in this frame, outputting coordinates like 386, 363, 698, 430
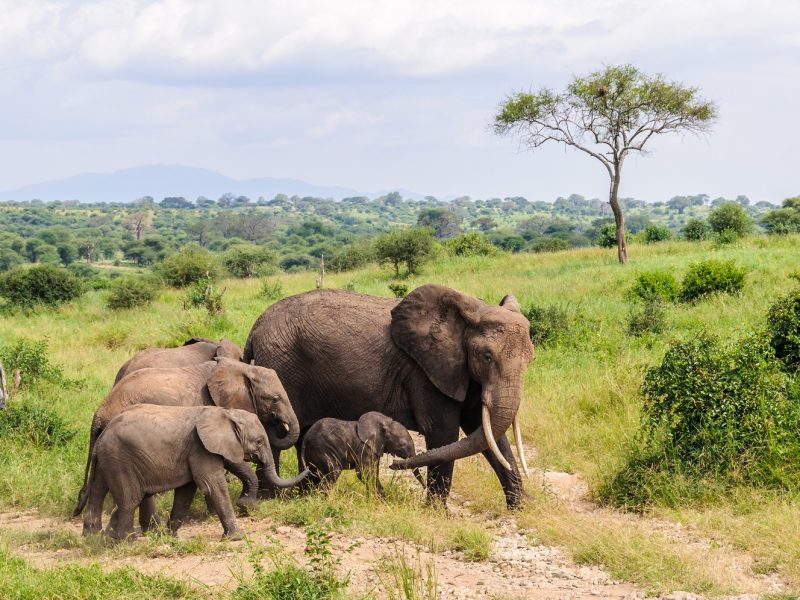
2, 206, 800, 596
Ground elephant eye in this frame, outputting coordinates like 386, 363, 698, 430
484, 352, 493, 363
272, 394, 280, 401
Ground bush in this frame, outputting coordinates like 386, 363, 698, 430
682, 218, 711, 241
523, 304, 575, 346
628, 270, 680, 303
442, 233, 497, 257
0, 403, 76, 448
327, 240, 375, 272
223, 244, 277, 278
641, 334, 799, 483
185, 276, 225, 315
388, 282, 408, 298
642, 224, 672, 244
680, 259, 746, 302
0, 338, 66, 386
627, 299, 666, 337
766, 287, 800, 373
259, 279, 284, 301
157, 246, 219, 287
375, 227, 436, 276
708, 202, 752, 238
106, 277, 159, 310
530, 237, 569, 253
595, 223, 618, 248
0, 265, 83, 307
280, 254, 316, 272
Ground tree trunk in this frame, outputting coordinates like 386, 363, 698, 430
608, 167, 627, 264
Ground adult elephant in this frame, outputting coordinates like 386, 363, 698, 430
74, 358, 301, 519
113, 337, 242, 385
243, 284, 534, 508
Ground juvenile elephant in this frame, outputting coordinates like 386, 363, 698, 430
113, 337, 242, 384
244, 284, 534, 508
300, 412, 425, 495
81, 405, 305, 540
73, 358, 300, 523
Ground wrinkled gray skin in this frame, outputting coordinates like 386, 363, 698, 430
81, 405, 306, 540
113, 337, 242, 385
73, 358, 301, 524
244, 284, 534, 508
300, 412, 425, 495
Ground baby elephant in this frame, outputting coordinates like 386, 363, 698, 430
81, 405, 305, 540
301, 412, 424, 495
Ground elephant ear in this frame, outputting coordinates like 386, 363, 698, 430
356, 412, 391, 456
391, 284, 482, 402
207, 358, 254, 412
500, 294, 522, 314
196, 408, 245, 463
214, 339, 243, 361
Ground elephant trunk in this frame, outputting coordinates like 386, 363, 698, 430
392, 384, 520, 471
266, 408, 300, 450
257, 445, 309, 489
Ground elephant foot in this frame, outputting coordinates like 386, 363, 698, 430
236, 494, 258, 513
256, 487, 279, 500
82, 523, 102, 536
140, 514, 163, 533
221, 529, 245, 542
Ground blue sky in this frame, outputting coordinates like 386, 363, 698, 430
0, 0, 797, 202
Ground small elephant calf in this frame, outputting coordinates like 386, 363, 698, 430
301, 411, 424, 495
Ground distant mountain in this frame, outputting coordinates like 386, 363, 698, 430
0, 165, 424, 203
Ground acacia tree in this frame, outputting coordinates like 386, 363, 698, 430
493, 64, 716, 263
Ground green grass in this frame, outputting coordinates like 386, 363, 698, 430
2, 235, 800, 594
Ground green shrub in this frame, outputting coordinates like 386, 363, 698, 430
106, 277, 159, 310
642, 224, 672, 244
0, 338, 66, 386
157, 246, 219, 287
708, 202, 752, 238
442, 232, 497, 257
714, 228, 741, 245
388, 282, 409, 298
0, 403, 76, 448
628, 270, 680, 303
375, 227, 436, 276
327, 240, 375, 272
259, 279, 284, 301
595, 223, 618, 248
682, 218, 711, 241
766, 288, 800, 372
641, 334, 799, 481
0, 265, 83, 307
680, 259, 746, 302
524, 304, 575, 346
223, 244, 277, 278
530, 237, 569, 253
627, 299, 667, 337
185, 276, 225, 315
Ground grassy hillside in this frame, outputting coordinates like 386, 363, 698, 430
1, 235, 800, 595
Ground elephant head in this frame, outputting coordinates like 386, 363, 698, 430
214, 339, 243, 361
196, 407, 307, 488
389, 284, 533, 473
357, 411, 425, 487
206, 358, 300, 450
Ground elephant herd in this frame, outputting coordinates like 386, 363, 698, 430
73, 284, 535, 539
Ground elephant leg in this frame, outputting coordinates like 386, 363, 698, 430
423, 428, 459, 506
224, 459, 258, 511
168, 482, 197, 535
107, 501, 137, 540
296, 428, 308, 472
356, 460, 384, 497
202, 475, 242, 540
83, 470, 109, 535
138, 494, 160, 532
460, 415, 524, 509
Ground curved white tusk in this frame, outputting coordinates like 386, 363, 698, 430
513, 413, 530, 478
282, 422, 290, 432
482, 404, 511, 470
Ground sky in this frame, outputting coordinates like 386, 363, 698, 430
0, 0, 797, 203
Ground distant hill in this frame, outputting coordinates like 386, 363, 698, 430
0, 165, 424, 203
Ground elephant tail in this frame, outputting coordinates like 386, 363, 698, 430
72, 428, 97, 517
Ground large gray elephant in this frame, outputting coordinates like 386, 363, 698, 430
80, 405, 306, 540
73, 358, 301, 521
113, 337, 242, 385
243, 284, 534, 508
